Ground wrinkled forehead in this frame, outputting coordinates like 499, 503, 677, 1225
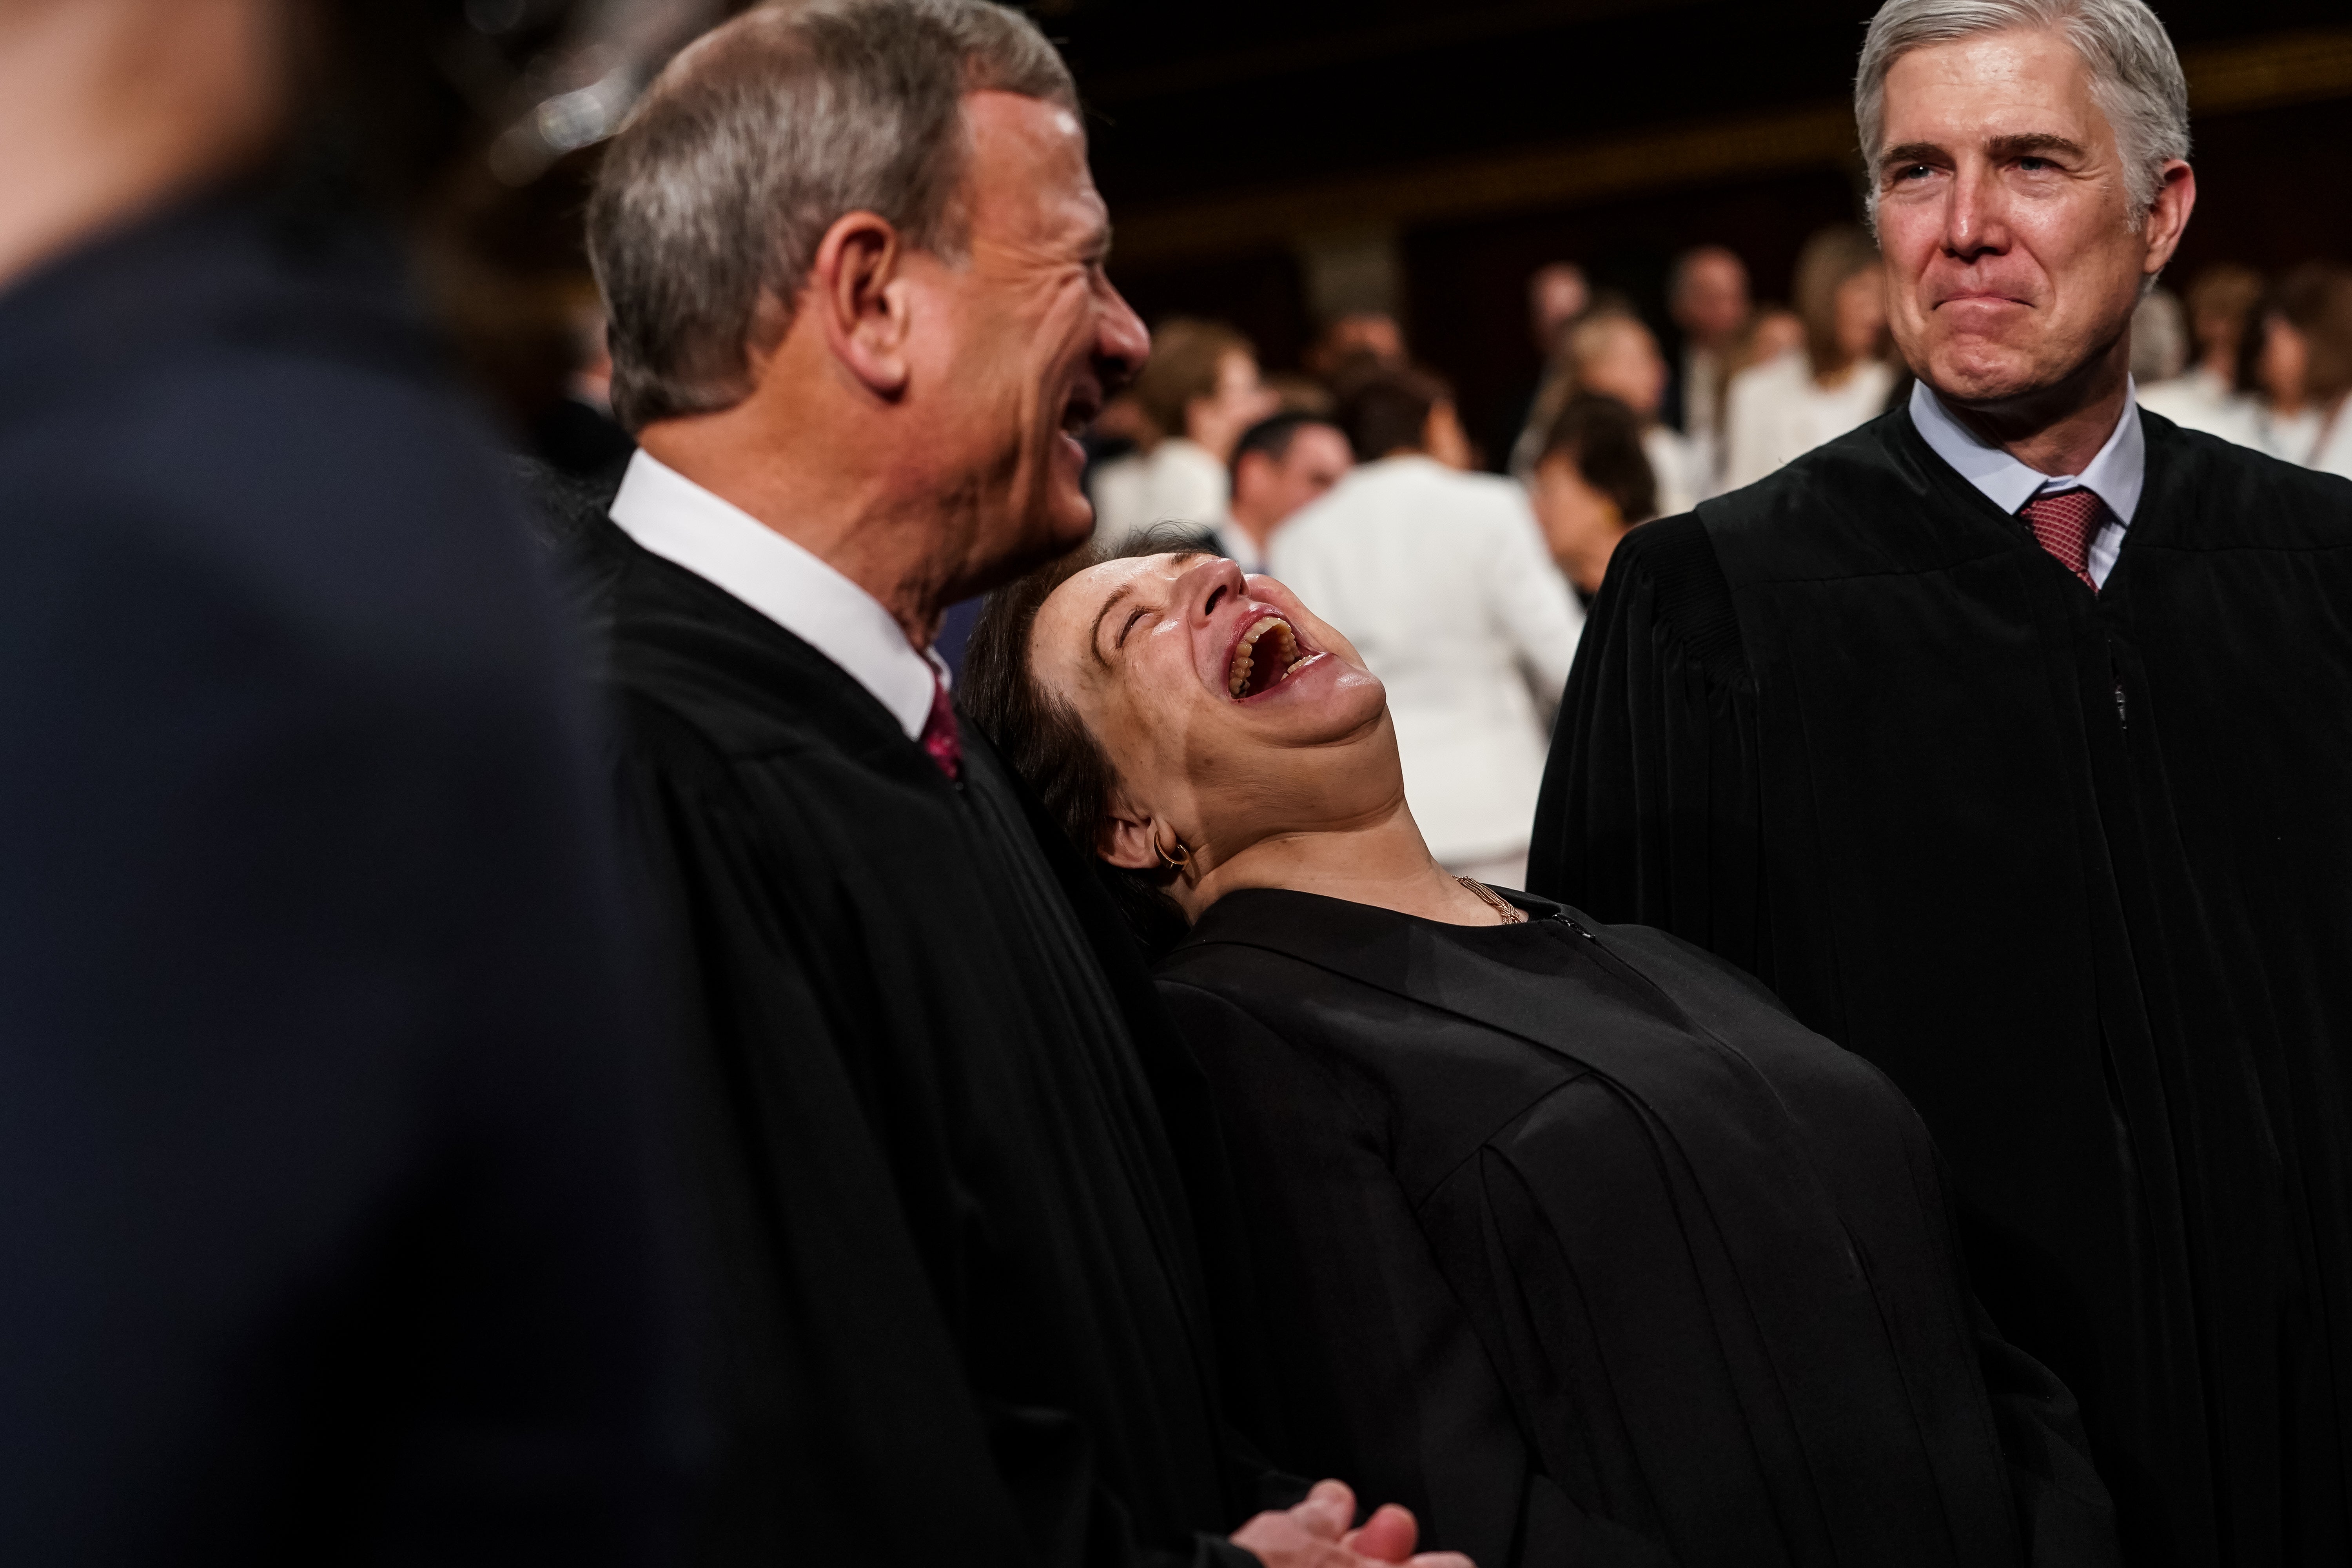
1032, 552, 1196, 691
1882, 26, 2102, 132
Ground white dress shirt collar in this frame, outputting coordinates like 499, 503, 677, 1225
1909, 377, 2145, 523
608, 450, 946, 740
1909, 378, 2144, 587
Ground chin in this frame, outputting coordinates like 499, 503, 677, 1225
1257, 659, 1388, 747
1922, 345, 2045, 407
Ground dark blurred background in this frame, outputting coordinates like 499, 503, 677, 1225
421, 0, 2352, 468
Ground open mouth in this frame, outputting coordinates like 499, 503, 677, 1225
1060, 384, 1102, 444
1225, 613, 1322, 700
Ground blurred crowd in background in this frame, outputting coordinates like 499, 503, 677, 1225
514, 227, 2352, 890
532, 226, 2352, 613
1061, 241, 2352, 589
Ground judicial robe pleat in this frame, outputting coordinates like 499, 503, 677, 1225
597, 534, 1259, 1568
1529, 406, 2352, 1567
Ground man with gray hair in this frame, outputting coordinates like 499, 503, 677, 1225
581, 4, 1471, 1567
1532, 1, 2352, 1562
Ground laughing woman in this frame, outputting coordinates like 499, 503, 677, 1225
962, 548, 2117, 1568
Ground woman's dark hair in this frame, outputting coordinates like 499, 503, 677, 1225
960, 534, 1198, 956
1538, 393, 1659, 524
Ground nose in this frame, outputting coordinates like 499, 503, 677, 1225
1095, 277, 1151, 395
1944, 159, 2010, 264
1180, 553, 1249, 623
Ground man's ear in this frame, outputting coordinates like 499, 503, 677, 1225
1099, 801, 1163, 873
809, 209, 913, 398
2142, 161, 2196, 276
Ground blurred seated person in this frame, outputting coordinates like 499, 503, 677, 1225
1721, 225, 1894, 490
2238, 263, 2352, 476
1514, 309, 1698, 516
961, 547, 2117, 1568
2127, 287, 2187, 387
1664, 245, 1751, 477
530, 279, 635, 481
1493, 262, 1590, 462
2138, 262, 2261, 440
1264, 372, 1338, 416
1303, 310, 1408, 383
1528, 393, 1657, 601
1218, 411, 1353, 571
2297, 267, 2352, 479
1271, 366, 1579, 889
1089, 318, 1274, 548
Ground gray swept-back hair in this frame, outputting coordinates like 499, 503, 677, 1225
1855, 0, 2189, 222
588, 0, 1077, 431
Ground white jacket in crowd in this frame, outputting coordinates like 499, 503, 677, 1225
1270, 456, 1583, 875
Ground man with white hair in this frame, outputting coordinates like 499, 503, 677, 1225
584, 4, 1471, 1567
1532, 1, 2352, 1562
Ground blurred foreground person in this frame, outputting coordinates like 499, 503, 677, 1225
583, 5, 1468, 1566
1535, 1, 2352, 1560
965, 547, 2115, 1568
1719, 223, 1893, 489
0, 0, 676, 1559
1272, 368, 1580, 889
1090, 318, 1275, 548
1219, 411, 1353, 571
1527, 393, 1658, 599
2137, 261, 2261, 439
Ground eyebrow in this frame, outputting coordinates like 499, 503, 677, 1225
1085, 550, 1214, 670
1987, 132, 2087, 161
1879, 132, 2087, 168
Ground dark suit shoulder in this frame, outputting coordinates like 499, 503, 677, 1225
1695, 408, 2005, 586
603, 548, 915, 771
2138, 412, 2352, 551
1595, 511, 1753, 688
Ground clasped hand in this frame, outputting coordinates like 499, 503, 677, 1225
1230, 1478, 1475, 1568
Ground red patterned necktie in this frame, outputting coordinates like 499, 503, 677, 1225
920, 670, 962, 782
2018, 488, 2104, 589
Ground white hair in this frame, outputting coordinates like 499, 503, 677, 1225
1855, 0, 2190, 221
587, 0, 1076, 430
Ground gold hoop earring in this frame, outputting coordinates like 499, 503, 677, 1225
1156, 837, 1191, 872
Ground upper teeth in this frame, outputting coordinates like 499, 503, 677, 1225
1229, 615, 1302, 696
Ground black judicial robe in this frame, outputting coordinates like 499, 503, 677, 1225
0, 191, 675, 1558
1159, 889, 2116, 1568
599, 534, 1264, 1567
1529, 406, 2352, 1567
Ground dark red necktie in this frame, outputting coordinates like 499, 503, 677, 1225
2019, 488, 2104, 589
920, 671, 962, 782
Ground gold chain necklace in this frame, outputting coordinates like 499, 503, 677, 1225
1457, 877, 1528, 924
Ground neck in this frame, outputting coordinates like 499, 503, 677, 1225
640, 415, 955, 652
1933, 340, 2132, 477
1179, 794, 1502, 926
0, 0, 282, 294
